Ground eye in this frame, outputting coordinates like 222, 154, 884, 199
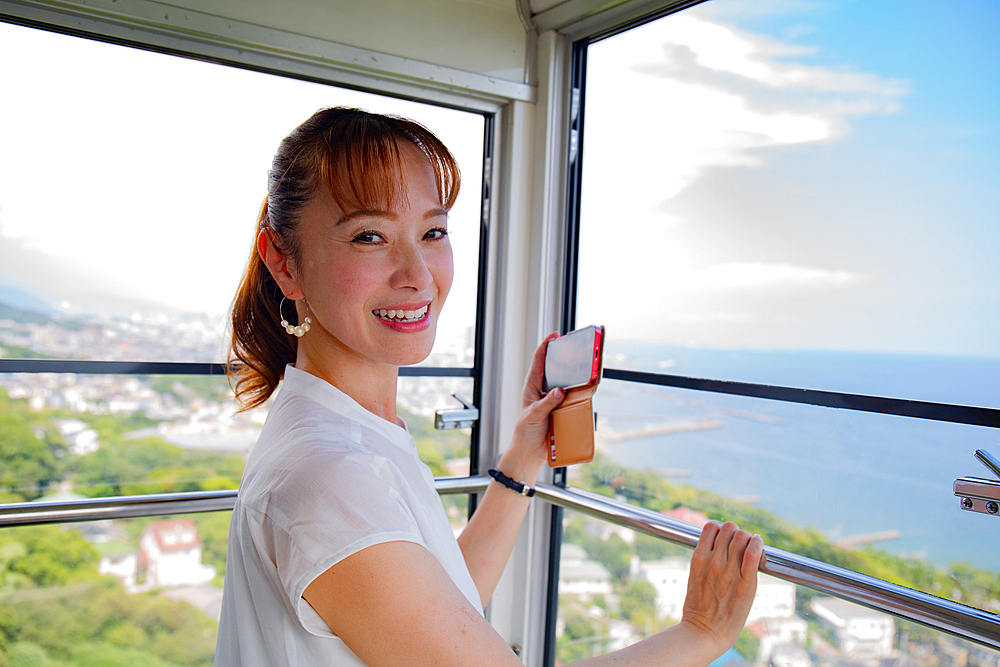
423, 227, 449, 241
352, 229, 385, 244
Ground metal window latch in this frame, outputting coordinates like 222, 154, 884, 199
954, 449, 1000, 517
434, 394, 479, 430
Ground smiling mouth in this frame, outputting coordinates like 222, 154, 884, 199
374, 305, 429, 323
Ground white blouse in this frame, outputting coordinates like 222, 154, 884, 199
215, 365, 480, 666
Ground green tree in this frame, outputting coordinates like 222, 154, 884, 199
557, 605, 601, 664
619, 580, 657, 625
7, 641, 59, 667
0, 526, 97, 588
0, 415, 59, 501
70, 438, 243, 498
734, 628, 759, 662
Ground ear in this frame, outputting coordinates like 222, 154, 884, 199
257, 229, 305, 300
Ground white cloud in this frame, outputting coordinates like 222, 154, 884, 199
582, 12, 910, 213
661, 14, 909, 97
693, 262, 858, 291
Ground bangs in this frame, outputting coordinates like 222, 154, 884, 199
313, 112, 461, 215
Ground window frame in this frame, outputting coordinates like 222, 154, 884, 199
545, 3, 1000, 664
0, 15, 497, 514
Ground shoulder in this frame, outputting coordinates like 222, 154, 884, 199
243, 400, 417, 523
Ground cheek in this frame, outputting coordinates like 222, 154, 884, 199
305, 259, 381, 311
434, 251, 455, 299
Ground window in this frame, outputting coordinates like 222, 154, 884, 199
0, 20, 489, 664
558, 0, 1000, 662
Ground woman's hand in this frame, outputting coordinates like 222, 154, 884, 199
679, 522, 766, 656
500, 333, 566, 483
569, 522, 764, 667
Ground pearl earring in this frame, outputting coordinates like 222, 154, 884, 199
279, 297, 312, 338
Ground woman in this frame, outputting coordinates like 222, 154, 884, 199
216, 106, 764, 666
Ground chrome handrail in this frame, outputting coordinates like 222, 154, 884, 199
1, 478, 997, 649
535, 483, 1000, 651
0, 490, 239, 526
0, 478, 487, 527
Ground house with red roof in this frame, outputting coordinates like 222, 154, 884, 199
138, 518, 216, 588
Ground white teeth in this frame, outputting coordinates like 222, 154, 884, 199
374, 305, 429, 322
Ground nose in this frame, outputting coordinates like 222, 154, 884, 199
389, 241, 433, 292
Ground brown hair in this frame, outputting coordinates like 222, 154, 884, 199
228, 107, 461, 409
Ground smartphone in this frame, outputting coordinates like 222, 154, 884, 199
543, 325, 604, 392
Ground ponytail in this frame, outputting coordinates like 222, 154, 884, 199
228, 198, 297, 410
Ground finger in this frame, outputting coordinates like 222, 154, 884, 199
529, 332, 559, 378
742, 534, 765, 580
727, 530, 753, 578
712, 521, 738, 559
696, 521, 721, 554
524, 333, 560, 402
727, 528, 751, 557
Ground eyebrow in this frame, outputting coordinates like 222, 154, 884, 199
335, 210, 391, 225
335, 208, 449, 225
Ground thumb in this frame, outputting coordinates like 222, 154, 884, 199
526, 387, 565, 423
542, 387, 566, 410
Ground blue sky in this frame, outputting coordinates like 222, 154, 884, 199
576, 0, 999, 357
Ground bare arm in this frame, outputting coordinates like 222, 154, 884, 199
303, 541, 523, 666
302, 521, 764, 667
456, 333, 563, 606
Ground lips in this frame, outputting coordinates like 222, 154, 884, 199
373, 305, 429, 323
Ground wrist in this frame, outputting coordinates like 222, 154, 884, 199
672, 619, 729, 667
488, 469, 535, 497
496, 439, 545, 486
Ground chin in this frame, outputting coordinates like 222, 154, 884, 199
398, 346, 434, 367
382, 336, 435, 368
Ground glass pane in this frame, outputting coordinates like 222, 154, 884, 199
0, 372, 472, 501
578, 380, 1000, 614
0, 20, 484, 367
601, 345, 1000, 410
397, 375, 474, 532
556, 510, 1000, 666
575, 0, 1000, 399
567, 0, 999, 645
0, 22, 485, 509
398, 376, 473, 476
0, 517, 226, 666
0, 374, 250, 501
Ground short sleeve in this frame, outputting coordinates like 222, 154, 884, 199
249, 445, 425, 636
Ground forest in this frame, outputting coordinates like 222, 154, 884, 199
0, 380, 470, 666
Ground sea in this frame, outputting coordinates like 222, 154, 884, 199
591, 343, 1000, 573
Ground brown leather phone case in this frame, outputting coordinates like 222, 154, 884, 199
547, 326, 604, 467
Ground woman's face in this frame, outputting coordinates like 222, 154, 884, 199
290, 142, 454, 371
